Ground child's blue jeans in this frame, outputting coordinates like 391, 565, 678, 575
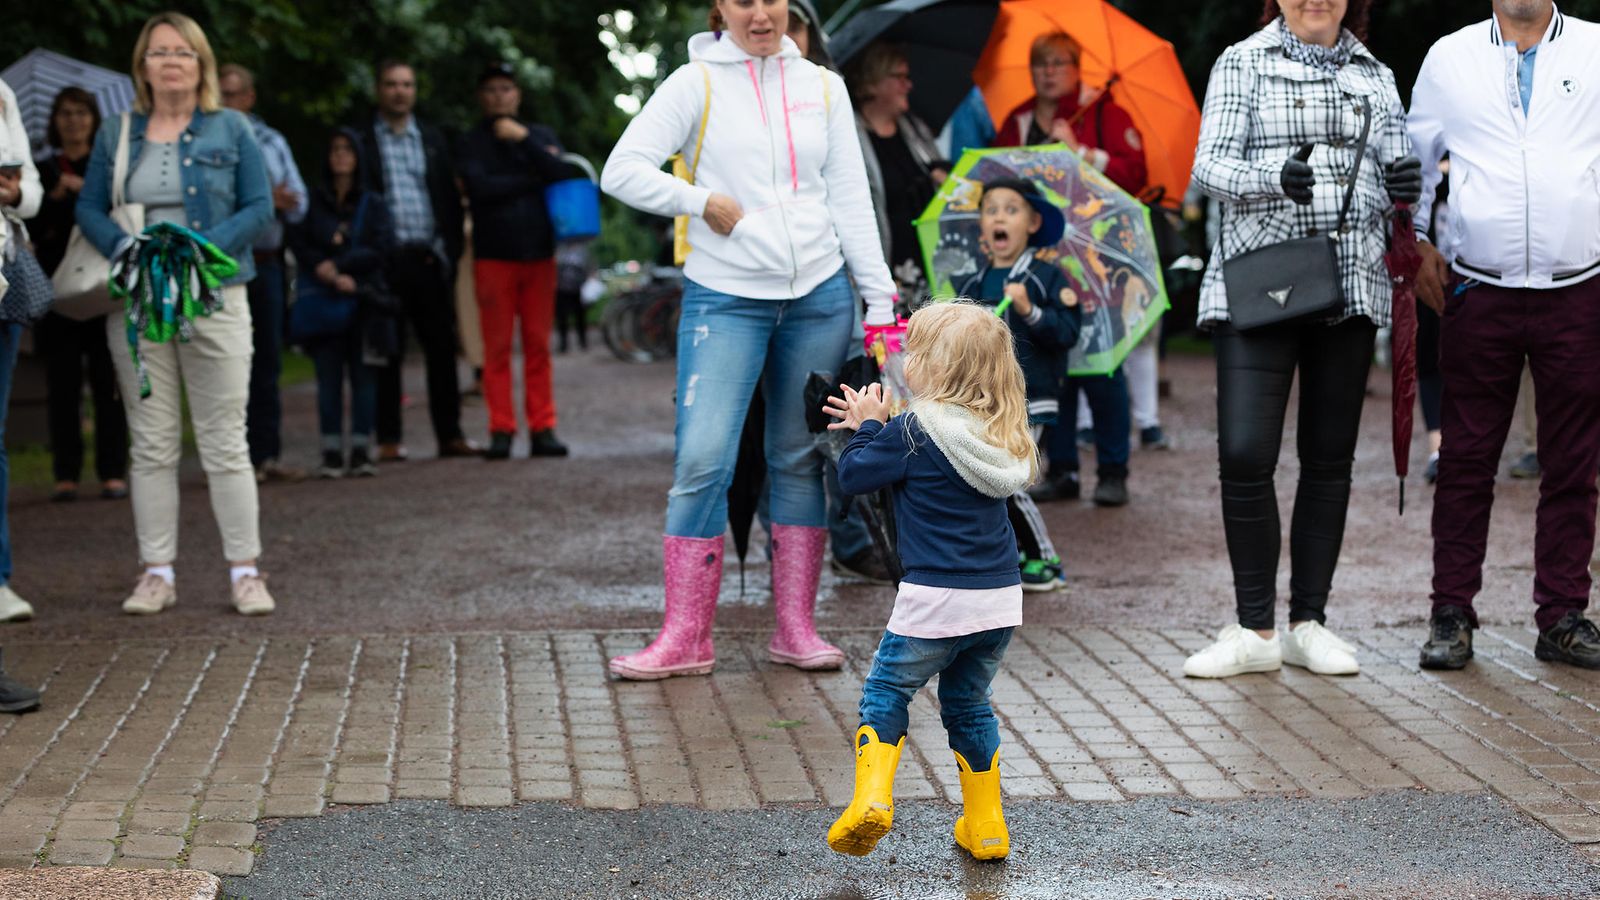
858, 627, 1015, 772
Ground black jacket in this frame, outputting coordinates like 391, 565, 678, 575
32, 152, 90, 275
357, 114, 464, 265
291, 128, 395, 294
455, 117, 568, 261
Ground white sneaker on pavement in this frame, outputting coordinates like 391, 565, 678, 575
231, 575, 275, 616
0, 585, 34, 622
1282, 621, 1359, 675
1183, 624, 1282, 678
122, 574, 176, 615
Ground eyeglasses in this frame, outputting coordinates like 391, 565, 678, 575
145, 49, 199, 62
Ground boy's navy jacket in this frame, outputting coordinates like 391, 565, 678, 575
955, 249, 1081, 422
837, 416, 1021, 590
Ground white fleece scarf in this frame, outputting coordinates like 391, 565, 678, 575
908, 399, 1034, 499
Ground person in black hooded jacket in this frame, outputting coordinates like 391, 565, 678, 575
288, 128, 395, 478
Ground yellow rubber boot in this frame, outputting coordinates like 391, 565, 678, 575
953, 749, 1009, 860
826, 725, 905, 856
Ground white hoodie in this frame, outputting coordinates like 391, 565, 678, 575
601, 33, 897, 323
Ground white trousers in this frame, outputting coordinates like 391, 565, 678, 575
108, 285, 261, 564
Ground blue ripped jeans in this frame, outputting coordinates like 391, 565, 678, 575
858, 627, 1015, 772
665, 268, 853, 538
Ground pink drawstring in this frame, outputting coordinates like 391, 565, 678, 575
778, 58, 798, 194
745, 61, 768, 125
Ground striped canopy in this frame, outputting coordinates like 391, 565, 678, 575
2, 48, 135, 158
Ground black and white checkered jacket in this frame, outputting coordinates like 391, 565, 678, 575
1191, 21, 1411, 328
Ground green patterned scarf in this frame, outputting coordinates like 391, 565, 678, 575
108, 222, 238, 399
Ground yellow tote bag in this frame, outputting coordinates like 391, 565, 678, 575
669, 63, 712, 266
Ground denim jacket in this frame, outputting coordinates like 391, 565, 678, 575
75, 108, 273, 285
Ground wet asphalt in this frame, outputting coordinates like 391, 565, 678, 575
224, 793, 1599, 900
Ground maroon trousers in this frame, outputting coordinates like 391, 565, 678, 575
1431, 277, 1600, 630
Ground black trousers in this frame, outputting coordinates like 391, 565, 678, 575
1214, 318, 1375, 629
555, 288, 586, 350
376, 247, 464, 448
35, 313, 127, 483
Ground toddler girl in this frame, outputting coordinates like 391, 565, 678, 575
823, 302, 1037, 861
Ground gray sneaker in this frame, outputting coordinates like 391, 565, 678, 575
0, 650, 41, 713
1509, 451, 1540, 479
122, 574, 176, 615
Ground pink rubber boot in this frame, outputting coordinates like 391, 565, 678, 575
609, 535, 723, 680
768, 524, 845, 670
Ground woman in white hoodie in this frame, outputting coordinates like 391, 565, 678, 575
602, 0, 898, 681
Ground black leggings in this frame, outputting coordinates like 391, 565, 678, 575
1214, 318, 1376, 629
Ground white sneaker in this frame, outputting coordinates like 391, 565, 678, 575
0, 585, 34, 622
1182, 624, 1282, 678
1282, 621, 1359, 675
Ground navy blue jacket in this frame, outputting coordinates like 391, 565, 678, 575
956, 252, 1081, 422
456, 117, 568, 261
837, 416, 1020, 590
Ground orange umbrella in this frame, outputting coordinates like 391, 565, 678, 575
973, 0, 1200, 208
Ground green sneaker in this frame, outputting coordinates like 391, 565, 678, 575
1020, 556, 1064, 593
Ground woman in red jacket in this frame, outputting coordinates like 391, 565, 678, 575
993, 32, 1147, 197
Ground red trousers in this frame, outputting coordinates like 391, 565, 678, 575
475, 258, 557, 434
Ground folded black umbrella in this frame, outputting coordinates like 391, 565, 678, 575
828, 0, 1001, 130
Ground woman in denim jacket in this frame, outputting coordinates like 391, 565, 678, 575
76, 11, 275, 618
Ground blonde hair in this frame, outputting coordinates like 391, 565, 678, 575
131, 12, 221, 114
1030, 31, 1081, 67
904, 302, 1039, 481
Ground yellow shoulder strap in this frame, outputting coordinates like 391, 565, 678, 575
820, 65, 831, 116
686, 61, 711, 184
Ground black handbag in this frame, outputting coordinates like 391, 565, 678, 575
1223, 101, 1372, 331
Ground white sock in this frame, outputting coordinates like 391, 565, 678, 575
229, 565, 259, 585
146, 565, 175, 585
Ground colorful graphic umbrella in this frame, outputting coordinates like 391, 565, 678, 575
2, 49, 135, 157
915, 144, 1168, 375
972, 0, 1200, 207
1386, 204, 1422, 515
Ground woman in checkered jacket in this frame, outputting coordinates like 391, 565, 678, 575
1182, 0, 1422, 679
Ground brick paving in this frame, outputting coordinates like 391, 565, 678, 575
2, 624, 1598, 877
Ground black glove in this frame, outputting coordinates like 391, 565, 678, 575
1385, 156, 1423, 205
1280, 144, 1315, 205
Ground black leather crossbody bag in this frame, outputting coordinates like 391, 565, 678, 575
1223, 101, 1371, 331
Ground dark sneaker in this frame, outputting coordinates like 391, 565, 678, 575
1509, 451, 1540, 479
1424, 452, 1439, 485
1535, 612, 1600, 670
316, 451, 345, 480
528, 429, 570, 457
1020, 556, 1064, 592
1419, 606, 1474, 670
485, 432, 514, 460
349, 447, 378, 478
1092, 475, 1129, 507
1139, 425, 1171, 450
1027, 469, 1080, 503
0, 651, 41, 714
830, 550, 896, 586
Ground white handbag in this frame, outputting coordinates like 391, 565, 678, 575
50, 112, 145, 321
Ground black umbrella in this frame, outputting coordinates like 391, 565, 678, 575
727, 385, 767, 593
828, 0, 1001, 129
804, 365, 904, 584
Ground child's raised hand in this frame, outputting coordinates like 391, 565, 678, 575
1004, 282, 1033, 317
823, 383, 891, 431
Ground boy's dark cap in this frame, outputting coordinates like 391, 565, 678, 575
478, 62, 517, 86
982, 177, 1065, 248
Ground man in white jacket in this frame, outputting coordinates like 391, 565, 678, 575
1410, 0, 1600, 671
